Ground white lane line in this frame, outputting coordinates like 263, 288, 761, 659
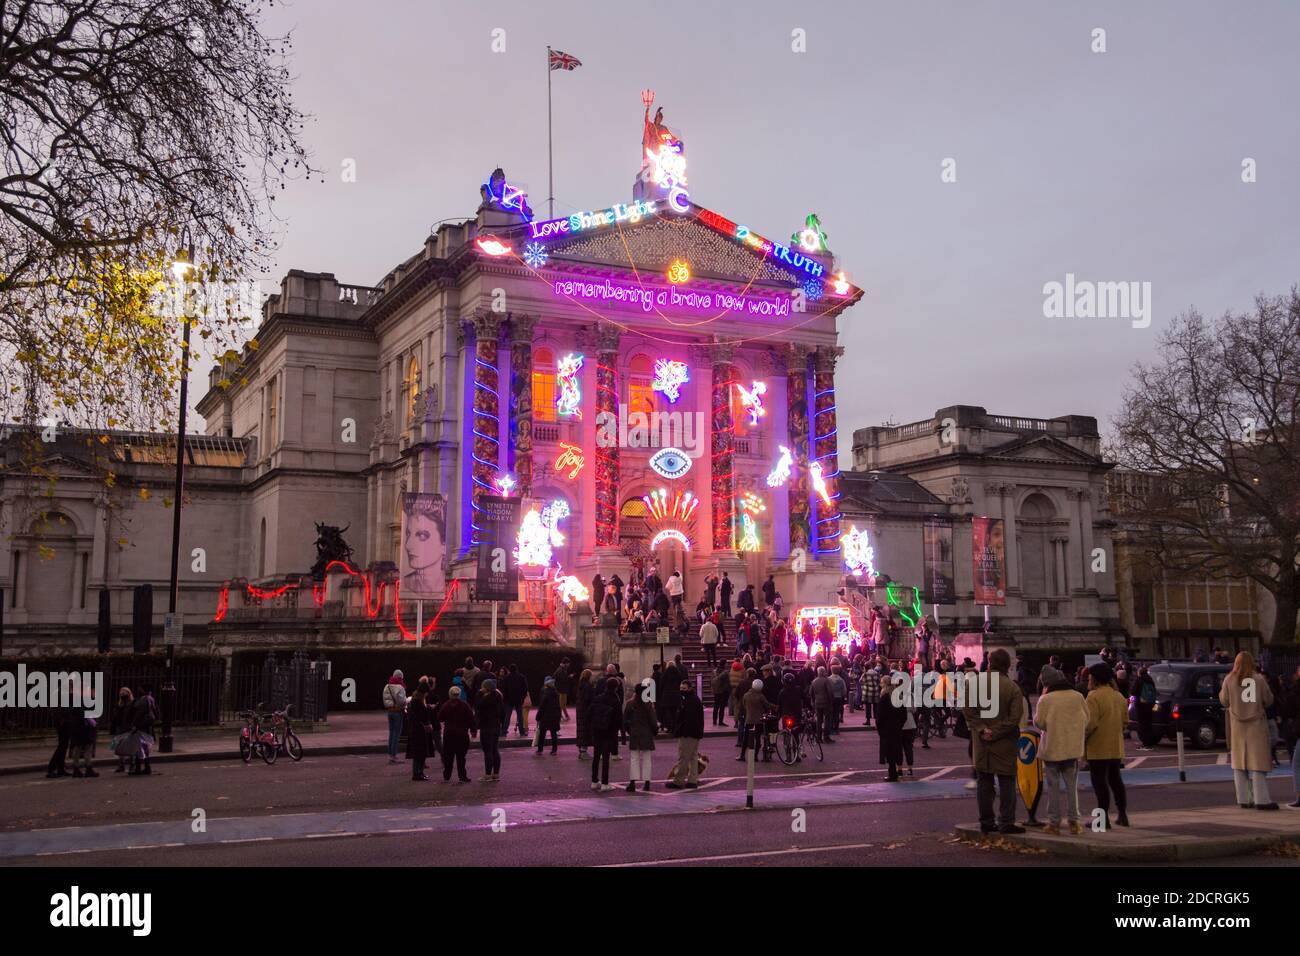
1126, 756, 1149, 769
305, 831, 357, 839
799, 771, 855, 788
602, 840, 879, 867
386, 827, 434, 834
219, 837, 274, 844
920, 766, 958, 782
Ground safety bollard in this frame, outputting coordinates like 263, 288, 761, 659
1176, 730, 1186, 782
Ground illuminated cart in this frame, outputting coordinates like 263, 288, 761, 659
790, 604, 860, 660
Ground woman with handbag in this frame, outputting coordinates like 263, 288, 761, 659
109, 687, 134, 774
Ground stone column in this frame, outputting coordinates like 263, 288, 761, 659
812, 346, 844, 553
784, 344, 813, 553
507, 314, 537, 498
1053, 536, 1068, 595
593, 323, 621, 548
1066, 489, 1085, 593
1080, 486, 1096, 590
1000, 483, 1020, 592
470, 312, 502, 544
710, 341, 737, 551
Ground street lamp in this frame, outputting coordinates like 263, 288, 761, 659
159, 228, 195, 753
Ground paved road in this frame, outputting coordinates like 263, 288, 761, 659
3, 728, 1294, 866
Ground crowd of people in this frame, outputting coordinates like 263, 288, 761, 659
44, 684, 159, 780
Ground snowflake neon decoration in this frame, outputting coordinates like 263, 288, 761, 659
652, 359, 690, 403
802, 277, 825, 302
523, 241, 549, 269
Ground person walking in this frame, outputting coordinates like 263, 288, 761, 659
535, 676, 562, 755
503, 664, 529, 737
761, 574, 776, 609
963, 648, 1025, 834
575, 668, 594, 759
554, 660, 573, 722
1133, 665, 1158, 749
668, 680, 705, 788
739, 678, 770, 762
1033, 664, 1090, 834
589, 680, 622, 792
710, 663, 730, 726
665, 570, 684, 614
406, 681, 435, 781
828, 663, 848, 737
474, 678, 505, 781
1219, 651, 1278, 810
1084, 662, 1130, 828
623, 679, 658, 792
900, 702, 918, 777
861, 662, 880, 728
699, 615, 720, 667
436, 686, 475, 783
659, 656, 682, 733
382, 669, 408, 764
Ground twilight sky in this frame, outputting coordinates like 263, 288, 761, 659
233, 0, 1299, 459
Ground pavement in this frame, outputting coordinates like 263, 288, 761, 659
956, 804, 1300, 861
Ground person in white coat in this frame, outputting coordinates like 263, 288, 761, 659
1033, 664, 1091, 834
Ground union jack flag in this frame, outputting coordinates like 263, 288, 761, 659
548, 48, 582, 71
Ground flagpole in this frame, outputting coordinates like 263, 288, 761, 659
546, 46, 554, 219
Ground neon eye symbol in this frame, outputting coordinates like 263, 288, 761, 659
648, 447, 692, 480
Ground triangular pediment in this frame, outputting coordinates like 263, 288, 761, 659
986, 434, 1101, 466
548, 214, 808, 286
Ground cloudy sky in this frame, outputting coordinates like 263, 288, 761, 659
238, 0, 1299, 458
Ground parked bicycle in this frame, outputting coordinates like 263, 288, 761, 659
777, 710, 824, 765
237, 707, 279, 765
271, 704, 303, 761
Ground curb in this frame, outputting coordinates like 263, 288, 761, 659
953, 822, 1300, 862
1, 723, 879, 776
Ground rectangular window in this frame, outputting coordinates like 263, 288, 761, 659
532, 372, 556, 422
1134, 582, 1154, 627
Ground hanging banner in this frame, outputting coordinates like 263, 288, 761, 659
476, 495, 521, 602
972, 516, 1006, 606
400, 493, 447, 599
922, 516, 956, 606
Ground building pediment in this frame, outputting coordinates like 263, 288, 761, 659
985, 434, 1101, 466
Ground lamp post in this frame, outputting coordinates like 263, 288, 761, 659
159, 229, 195, 754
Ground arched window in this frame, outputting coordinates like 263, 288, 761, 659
1018, 492, 1057, 596
532, 347, 556, 422
628, 354, 655, 420
404, 354, 421, 423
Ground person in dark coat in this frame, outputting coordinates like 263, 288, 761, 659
659, 658, 682, 733
474, 679, 505, 780
535, 677, 562, 754
109, 687, 134, 774
668, 681, 706, 788
406, 684, 435, 781
503, 664, 529, 737
738, 584, 756, 615
554, 660, 574, 722
876, 677, 907, 781
704, 573, 719, 610
719, 572, 734, 617
129, 686, 158, 775
575, 669, 594, 759
436, 686, 476, 782
762, 575, 777, 608
623, 680, 658, 792
588, 680, 622, 791
45, 703, 75, 778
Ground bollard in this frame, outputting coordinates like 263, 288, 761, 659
745, 730, 756, 809
696, 672, 702, 700
1176, 730, 1186, 782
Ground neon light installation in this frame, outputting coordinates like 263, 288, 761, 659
648, 446, 692, 480
739, 491, 766, 516
552, 277, 791, 318
515, 507, 561, 568
527, 198, 661, 242
652, 359, 690, 402
643, 487, 699, 524
735, 380, 767, 426
841, 525, 877, 578
554, 441, 585, 479
832, 271, 850, 295
495, 474, 516, 496
666, 259, 691, 284
887, 583, 925, 628
766, 445, 794, 488
554, 575, 590, 606
541, 499, 571, 541
523, 242, 549, 269
695, 207, 826, 279
475, 236, 512, 257
555, 353, 584, 417
481, 173, 533, 222
810, 460, 834, 507
793, 605, 858, 658
802, 276, 825, 302
651, 528, 691, 551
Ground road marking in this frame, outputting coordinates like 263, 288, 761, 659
602, 840, 879, 866
219, 837, 274, 844
1127, 756, 1149, 769
920, 766, 957, 782
799, 771, 855, 788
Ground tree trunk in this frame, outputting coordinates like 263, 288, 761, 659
1269, 571, 1298, 645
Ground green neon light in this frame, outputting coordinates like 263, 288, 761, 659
886, 583, 923, 628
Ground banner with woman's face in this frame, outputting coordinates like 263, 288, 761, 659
972, 516, 1006, 606
400, 493, 447, 598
